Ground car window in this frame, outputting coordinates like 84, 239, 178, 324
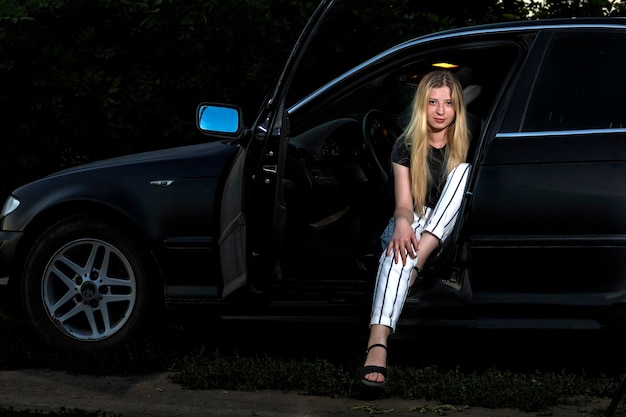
291, 42, 520, 138
522, 31, 626, 132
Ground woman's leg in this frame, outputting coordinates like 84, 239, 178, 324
369, 215, 421, 330
410, 163, 471, 297
423, 163, 471, 242
361, 324, 391, 385
362, 214, 423, 385
362, 164, 471, 385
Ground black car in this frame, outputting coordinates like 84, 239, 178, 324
2, 0, 626, 352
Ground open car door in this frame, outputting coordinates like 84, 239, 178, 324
217, 0, 336, 296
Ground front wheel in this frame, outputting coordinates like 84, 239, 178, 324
21, 214, 152, 353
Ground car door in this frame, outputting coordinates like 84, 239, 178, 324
468, 28, 626, 303
219, 0, 336, 296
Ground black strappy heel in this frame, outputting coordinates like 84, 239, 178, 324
360, 343, 387, 387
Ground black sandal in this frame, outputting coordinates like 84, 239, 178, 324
360, 343, 387, 387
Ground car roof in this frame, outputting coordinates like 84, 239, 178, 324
435, 16, 626, 34
396, 17, 626, 48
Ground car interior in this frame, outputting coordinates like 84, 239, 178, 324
274, 43, 520, 287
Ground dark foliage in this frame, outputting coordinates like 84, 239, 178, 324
0, 0, 622, 199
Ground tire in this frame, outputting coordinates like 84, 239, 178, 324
21, 214, 151, 353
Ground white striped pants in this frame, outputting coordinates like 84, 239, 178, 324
369, 163, 471, 332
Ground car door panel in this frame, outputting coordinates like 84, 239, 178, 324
468, 27, 626, 299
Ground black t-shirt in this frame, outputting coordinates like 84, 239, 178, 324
390, 138, 447, 209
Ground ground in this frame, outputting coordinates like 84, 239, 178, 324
0, 369, 614, 417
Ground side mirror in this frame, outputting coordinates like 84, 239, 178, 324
196, 103, 243, 136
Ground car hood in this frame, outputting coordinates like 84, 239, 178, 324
45, 140, 239, 179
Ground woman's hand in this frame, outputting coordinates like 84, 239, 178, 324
386, 215, 419, 266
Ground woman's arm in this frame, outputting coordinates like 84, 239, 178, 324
387, 163, 418, 265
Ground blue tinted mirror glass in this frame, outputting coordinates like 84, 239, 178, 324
198, 105, 240, 134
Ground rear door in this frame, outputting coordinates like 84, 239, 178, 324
469, 28, 626, 301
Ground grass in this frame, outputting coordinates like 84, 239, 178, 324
1, 309, 626, 416
170, 348, 619, 413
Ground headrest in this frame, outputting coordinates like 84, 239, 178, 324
463, 84, 482, 106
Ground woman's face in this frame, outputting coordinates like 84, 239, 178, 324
426, 86, 455, 133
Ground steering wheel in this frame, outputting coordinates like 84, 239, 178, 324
361, 109, 402, 187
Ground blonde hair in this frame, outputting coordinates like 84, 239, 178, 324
401, 70, 469, 215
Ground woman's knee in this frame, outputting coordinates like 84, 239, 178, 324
449, 162, 471, 180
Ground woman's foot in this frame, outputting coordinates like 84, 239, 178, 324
360, 343, 387, 387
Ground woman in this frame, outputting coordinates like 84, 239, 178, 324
360, 70, 471, 387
